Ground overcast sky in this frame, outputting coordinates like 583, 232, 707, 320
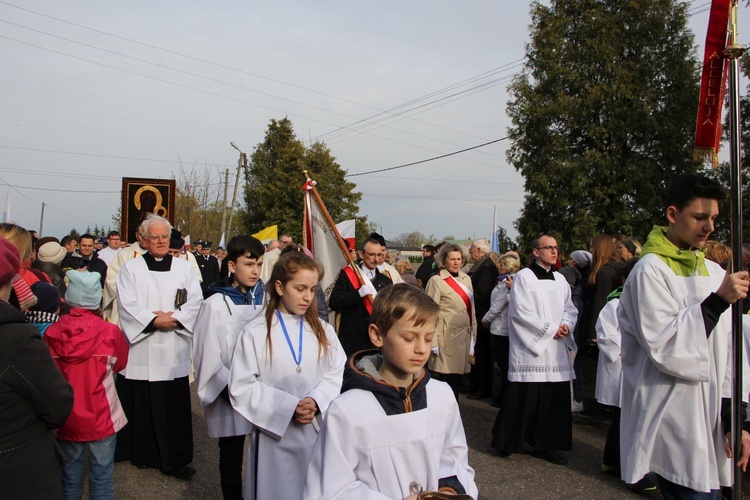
0, 0, 743, 243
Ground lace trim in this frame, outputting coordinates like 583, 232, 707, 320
510, 364, 573, 374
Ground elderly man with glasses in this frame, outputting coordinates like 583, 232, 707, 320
490, 234, 578, 466
114, 213, 203, 479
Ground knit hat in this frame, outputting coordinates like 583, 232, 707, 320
29, 281, 60, 314
557, 266, 581, 287
570, 250, 592, 269
0, 236, 21, 284
37, 241, 67, 265
65, 270, 102, 309
35, 236, 60, 252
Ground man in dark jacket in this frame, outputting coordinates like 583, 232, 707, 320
415, 244, 436, 289
197, 241, 221, 298
329, 237, 393, 357
61, 234, 107, 288
467, 238, 499, 399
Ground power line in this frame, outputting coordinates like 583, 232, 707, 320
346, 137, 508, 177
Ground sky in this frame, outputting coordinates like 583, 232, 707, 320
0, 0, 744, 244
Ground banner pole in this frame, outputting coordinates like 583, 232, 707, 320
725, 1, 745, 497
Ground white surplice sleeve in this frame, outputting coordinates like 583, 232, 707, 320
193, 297, 229, 407
619, 257, 710, 382
229, 325, 300, 440
303, 399, 393, 500
171, 265, 203, 337
596, 299, 621, 364
438, 397, 478, 498
306, 325, 346, 414
116, 261, 157, 344
508, 270, 558, 356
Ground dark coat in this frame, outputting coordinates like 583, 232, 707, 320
468, 254, 499, 319
583, 260, 625, 341
197, 254, 222, 298
0, 299, 74, 500
329, 266, 392, 357
415, 256, 436, 289
32, 259, 67, 298
60, 252, 108, 288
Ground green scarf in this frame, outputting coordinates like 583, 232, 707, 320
640, 225, 708, 277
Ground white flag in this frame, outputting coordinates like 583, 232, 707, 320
2, 188, 10, 223
303, 180, 350, 300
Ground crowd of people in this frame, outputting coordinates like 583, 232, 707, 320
1, 173, 749, 499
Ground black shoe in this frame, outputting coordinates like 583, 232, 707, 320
532, 450, 568, 465
136, 464, 149, 470
162, 466, 196, 480
490, 399, 501, 408
467, 392, 491, 400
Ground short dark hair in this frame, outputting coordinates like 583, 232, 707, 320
107, 231, 120, 238
422, 244, 436, 254
79, 234, 95, 243
370, 284, 439, 336
531, 234, 555, 249
360, 237, 382, 252
665, 174, 726, 211
61, 235, 76, 246
226, 235, 265, 262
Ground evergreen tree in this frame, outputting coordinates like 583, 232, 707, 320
242, 118, 366, 244
509, 0, 700, 253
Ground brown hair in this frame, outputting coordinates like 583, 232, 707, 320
0, 223, 32, 262
263, 248, 329, 361
588, 234, 616, 286
370, 284, 439, 336
705, 240, 732, 266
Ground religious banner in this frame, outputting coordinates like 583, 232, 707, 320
121, 177, 176, 244
302, 179, 353, 301
694, 0, 731, 167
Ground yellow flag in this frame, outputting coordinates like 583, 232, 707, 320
252, 225, 278, 243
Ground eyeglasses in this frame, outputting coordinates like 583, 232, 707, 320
536, 245, 559, 252
146, 234, 170, 242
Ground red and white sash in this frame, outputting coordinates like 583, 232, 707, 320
443, 275, 474, 326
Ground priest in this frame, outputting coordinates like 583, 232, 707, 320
114, 214, 203, 479
490, 234, 578, 466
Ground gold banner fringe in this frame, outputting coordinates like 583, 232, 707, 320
693, 147, 720, 168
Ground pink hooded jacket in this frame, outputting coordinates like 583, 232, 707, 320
44, 308, 129, 441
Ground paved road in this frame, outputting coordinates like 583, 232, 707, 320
106, 383, 661, 500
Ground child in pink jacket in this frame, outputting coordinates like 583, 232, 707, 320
44, 270, 129, 500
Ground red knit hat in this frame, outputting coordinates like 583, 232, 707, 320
0, 236, 21, 284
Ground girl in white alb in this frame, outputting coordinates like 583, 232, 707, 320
228, 248, 346, 500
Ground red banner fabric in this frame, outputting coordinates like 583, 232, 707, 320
694, 0, 731, 167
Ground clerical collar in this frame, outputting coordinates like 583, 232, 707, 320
142, 253, 173, 272
529, 260, 555, 280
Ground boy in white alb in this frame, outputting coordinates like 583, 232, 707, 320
304, 284, 478, 499
619, 174, 750, 497
193, 235, 265, 499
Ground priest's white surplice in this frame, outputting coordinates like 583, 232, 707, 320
193, 293, 262, 438
116, 255, 203, 381
229, 313, 346, 500
507, 268, 578, 383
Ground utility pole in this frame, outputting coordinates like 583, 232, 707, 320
39, 202, 45, 237
228, 142, 249, 238
220, 168, 230, 237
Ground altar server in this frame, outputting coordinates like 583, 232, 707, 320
619, 174, 750, 496
304, 284, 477, 499
229, 247, 346, 500
193, 235, 265, 499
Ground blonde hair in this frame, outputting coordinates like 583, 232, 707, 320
705, 240, 731, 266
394, 259, 411, 274
0, 223, 32, 262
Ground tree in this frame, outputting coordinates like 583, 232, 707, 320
241, 118, 366, 244
509, 0, 700, 253
495, 226, 518, 253
392, 231, 432, 249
